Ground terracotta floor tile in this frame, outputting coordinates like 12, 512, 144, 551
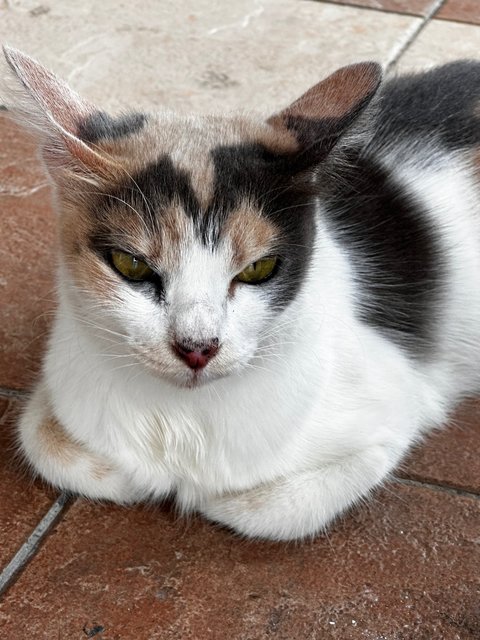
0, 114, 56, 390
0, 396, 58, 569
436, 0, 480, 26
401, 398, 480, 494
317, 0, 438, 17
1, 484, 479, 639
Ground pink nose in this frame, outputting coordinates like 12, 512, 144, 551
173, 339, 219, 370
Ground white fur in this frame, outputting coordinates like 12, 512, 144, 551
18, 154, 480, 540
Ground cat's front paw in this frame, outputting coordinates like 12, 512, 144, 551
18, 383, 139, 503
200, 447, 393, 540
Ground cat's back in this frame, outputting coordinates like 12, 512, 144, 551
374, 60, 480, 155
318, 61, 480, 395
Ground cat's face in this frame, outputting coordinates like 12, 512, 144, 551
60, 115, 316, 387
2, 47, 381, 387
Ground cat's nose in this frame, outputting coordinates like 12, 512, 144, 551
173, 338, 219, 370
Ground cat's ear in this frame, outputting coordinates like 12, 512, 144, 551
267, 62, 382, 166
1, 46, 118, 184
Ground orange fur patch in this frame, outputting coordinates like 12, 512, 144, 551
38, 414, 113, 479
39, 416, 83, 464
224, 201, 279, 268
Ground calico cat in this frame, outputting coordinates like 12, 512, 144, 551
2, 46, 480, 540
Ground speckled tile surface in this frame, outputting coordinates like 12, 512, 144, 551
0, 0, 419, 113
0, 484, 479, 639
402, 399, 480, 494
0, 115, 55, 390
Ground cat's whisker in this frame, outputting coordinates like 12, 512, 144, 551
86, 191, 152, 236
259, 324, 297, 340
94, 352, 134, 359
63, 314, 128, 342
258, 338, 295, 351
259, 323, 299, 342
270, 202, 319, 217
251, 355, 289, 367
84, 140, 156, 223
252, 347, 291, 359
255, 342, 296, 352
243, 362, 274, 375
252, 349, 291, 360
74, 318, 126, 340
109, 361, 142, 373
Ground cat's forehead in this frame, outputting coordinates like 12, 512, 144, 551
80, 110, 298, 182
78, 110, 301, 256
80, 110, 297, 148
63, 110, 315, 309
142, 114, 291, 209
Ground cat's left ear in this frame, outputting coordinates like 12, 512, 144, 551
267, 62, 382, 166
1, 46, 118, 183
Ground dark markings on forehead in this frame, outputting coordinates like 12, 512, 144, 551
207, 144, 317, 308
100, 145, 307, 232
78, 111, 147, 143
204, 144, 296, 235
94, 144, 317, 309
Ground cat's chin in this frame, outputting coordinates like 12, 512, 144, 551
139, 357, 234, 389
164, 369, 230, 390
169, 362, 249, 389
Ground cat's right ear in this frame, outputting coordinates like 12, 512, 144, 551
1, 46, 118, 184
267, 62, 382, 168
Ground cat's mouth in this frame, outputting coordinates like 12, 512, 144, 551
133, 348, 226, 388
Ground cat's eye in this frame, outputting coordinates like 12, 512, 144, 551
110, 250, 154, 281
235, 257, 278, 284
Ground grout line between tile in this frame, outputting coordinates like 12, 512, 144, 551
0, 386, 28, 399
394, 477, 480, 500
0, 491, 72, 597
386, 0, 448, 70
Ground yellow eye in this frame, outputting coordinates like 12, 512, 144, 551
235, 257, 278, 284
111, 250, 153, 281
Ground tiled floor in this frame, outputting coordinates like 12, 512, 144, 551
0, 0, 479, 638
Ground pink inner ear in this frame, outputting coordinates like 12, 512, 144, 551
4, 46, 119, 177
4, 46, 95, 136
271, 62, 382, 123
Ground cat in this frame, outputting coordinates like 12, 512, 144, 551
2, 46, 480, 541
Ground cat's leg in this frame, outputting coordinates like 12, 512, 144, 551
200, 446, 396, 540
18, 382, 140, 502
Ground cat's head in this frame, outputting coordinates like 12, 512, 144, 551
2, 46, 382, 387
